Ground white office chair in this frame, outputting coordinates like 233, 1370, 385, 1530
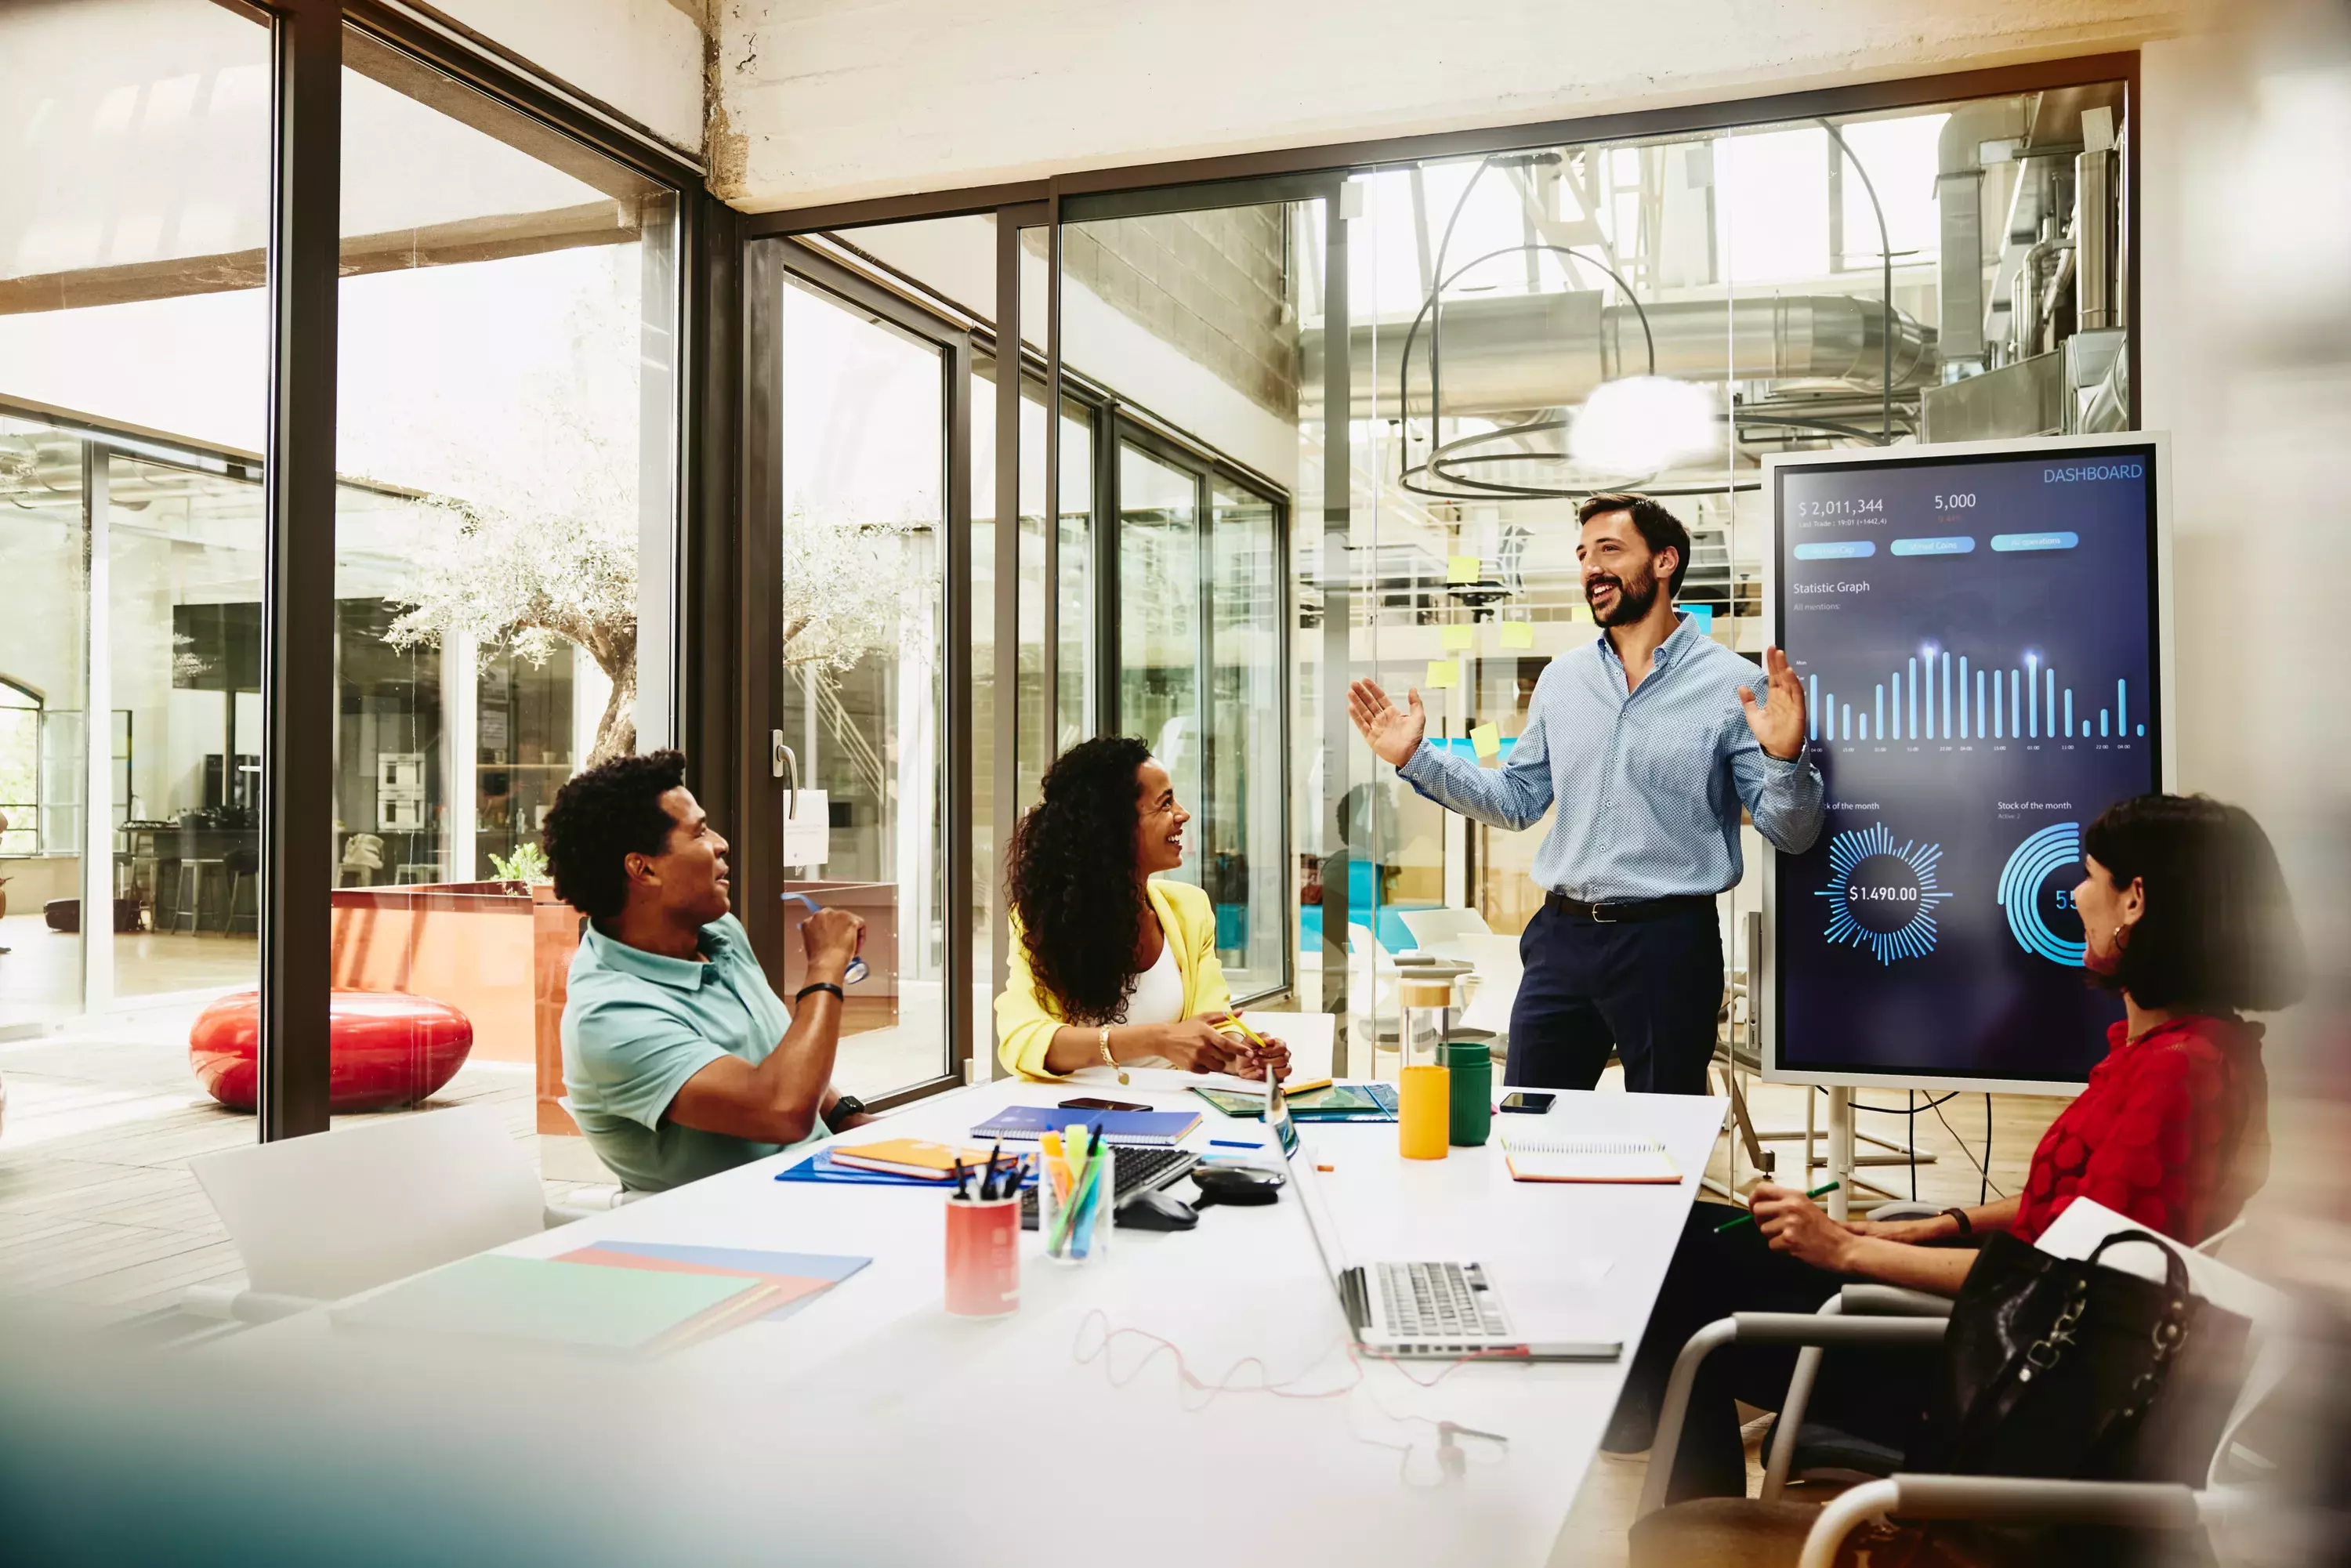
186, 1103, 590, 1324
1396, 906, 1492, 953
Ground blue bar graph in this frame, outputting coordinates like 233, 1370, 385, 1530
1802, 649, 2138, 752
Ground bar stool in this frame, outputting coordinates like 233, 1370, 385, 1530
222, 846, 260, 936
170, 859, 223, 935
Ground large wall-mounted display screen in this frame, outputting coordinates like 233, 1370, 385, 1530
1767, 437, 2166, 1091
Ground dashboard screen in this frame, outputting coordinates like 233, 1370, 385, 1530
1772, 441, 2162, 1086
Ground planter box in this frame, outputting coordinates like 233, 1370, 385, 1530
328, 882, 585, 1135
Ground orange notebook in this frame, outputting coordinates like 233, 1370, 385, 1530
1498, 1130, 1681, 1184
827, 1138, 1004, 1180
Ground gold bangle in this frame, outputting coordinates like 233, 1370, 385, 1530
1098, 1026, 1128, 1085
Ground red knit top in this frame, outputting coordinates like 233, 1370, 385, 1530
2012, 1013, 2268, 1247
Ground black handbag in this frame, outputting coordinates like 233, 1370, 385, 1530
1911, 1228, 2251, 1484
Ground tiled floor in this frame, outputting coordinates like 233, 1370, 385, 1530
0, 996, 598, 1329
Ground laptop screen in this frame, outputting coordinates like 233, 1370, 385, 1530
1265, 1075, 1301, 1158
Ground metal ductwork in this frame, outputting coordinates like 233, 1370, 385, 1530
1934, 100, 2030, 365
1301, 292, 1937, 420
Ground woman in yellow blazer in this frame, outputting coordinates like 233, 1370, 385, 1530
998, 737, 1290, 1081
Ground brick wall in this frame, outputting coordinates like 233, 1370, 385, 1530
1034, 208, 1297, 421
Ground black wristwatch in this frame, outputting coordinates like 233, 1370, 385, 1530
828, 1095, 868, 1130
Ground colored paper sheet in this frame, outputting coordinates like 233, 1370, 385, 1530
1440, 624, 1474, 650
1571, 605, 1594, 624
1425, 660, 1458, 690
1471, 722, 1502, 759
1446, 554, 1480, 585
1499, 621, 1534, 649
1684, 603, 1715, 632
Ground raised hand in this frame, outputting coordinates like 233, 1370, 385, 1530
1738, 645, 1807, 762
1348, 679, 1427, 768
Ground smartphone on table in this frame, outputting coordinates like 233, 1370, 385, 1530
1498, 1091, 1556, 1114
1060, 1096, 1150, 1114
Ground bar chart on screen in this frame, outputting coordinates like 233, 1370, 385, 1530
1802, 652, 2142, 751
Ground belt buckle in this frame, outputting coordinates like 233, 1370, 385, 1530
1589, 900, 1618, 925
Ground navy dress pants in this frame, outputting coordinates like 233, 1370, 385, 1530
1504, 900, 1722, 1095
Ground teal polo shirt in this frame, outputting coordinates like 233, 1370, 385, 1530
560, 912, 823, 1193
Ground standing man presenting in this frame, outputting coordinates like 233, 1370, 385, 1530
1348, 494, 1823, 1095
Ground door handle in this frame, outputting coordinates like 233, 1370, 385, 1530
772, 730, 799, 827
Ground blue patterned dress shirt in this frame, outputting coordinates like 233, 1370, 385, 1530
1396, 614, 1826, 902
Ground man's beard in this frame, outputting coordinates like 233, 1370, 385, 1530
1587, 563, 1660, 628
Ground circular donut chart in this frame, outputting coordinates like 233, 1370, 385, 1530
1997, 821, 2086, 965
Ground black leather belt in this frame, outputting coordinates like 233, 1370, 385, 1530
1545, 891, 1715, 924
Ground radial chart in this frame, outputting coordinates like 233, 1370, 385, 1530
1817, 822, 1951, 965
1997, 821, 2086, 965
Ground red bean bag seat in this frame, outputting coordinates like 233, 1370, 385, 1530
190, 990, 474, 1113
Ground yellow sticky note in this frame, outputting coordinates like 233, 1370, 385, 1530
1446, 554, 1480, 585
1499, 621, 1534, 650
1425, 660, 1458, 690
1470, 722, 1502, 759
1440, 624, 1474, 651
1571, 604, 1594, 624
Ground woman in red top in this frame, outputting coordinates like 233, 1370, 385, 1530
1610, 793, 2302, 1500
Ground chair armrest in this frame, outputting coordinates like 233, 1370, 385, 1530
1798, 1477, 2208, 1568
1839, 1284, 1954, 1318
182, 1282, 327, 1324
1638, 1313, 1951, 1518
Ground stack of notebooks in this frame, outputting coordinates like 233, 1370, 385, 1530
1498, 1128, 1680, 1184
331, 1242, 870, 1356
1192, 1081, 1398, 1122
967, 1105, 1201, 1146
777, 1138, 1036, 1188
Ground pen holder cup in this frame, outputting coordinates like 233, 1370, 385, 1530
1447, 1041, 1493, 1146
1038, 1145, 1118, 1266
944, 1194, 1022, 1317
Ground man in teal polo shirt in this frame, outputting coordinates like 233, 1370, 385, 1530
545, 749, 872, 1193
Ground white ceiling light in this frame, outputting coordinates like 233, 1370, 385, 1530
1567, 375, 1718, 477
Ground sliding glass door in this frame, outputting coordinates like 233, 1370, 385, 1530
1111, 429, 1288, 1000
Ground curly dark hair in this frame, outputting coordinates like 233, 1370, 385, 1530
2083, 793, 2306, 1013
1006, 736, 1154, 1025
542, 748, 689, 922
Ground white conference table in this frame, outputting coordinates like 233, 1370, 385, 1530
237, 1073, 1725, 1566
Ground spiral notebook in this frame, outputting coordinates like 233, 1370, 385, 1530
1499, 1129, 1680, 1184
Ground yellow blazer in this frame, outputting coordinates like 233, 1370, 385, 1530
996, 877, 1239, 1081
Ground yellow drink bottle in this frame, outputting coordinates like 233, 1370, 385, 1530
1397, 978, 1454, 1161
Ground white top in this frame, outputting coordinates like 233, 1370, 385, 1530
219, 1076, 1729, 1568
1111, 922, 1185, 1066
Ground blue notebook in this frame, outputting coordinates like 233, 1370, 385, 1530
968, 1105, 1201, 1146
776, 1149, 1038, 1188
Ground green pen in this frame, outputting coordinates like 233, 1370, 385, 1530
1715, 1181, 1840, 1233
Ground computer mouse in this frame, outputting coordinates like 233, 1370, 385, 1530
1114, 1187, 1199, 1230
1190, 1166, 1282, 1208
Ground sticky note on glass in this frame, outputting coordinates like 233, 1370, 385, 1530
1446, 555, 1480, 585
1425, 660, 1458, 690
1684, 603, 1715, 632
1571, 605, 1594, 624
1440, 624, 1474, 651
1499, 621, 1534, 649
1470, 722, 1502, 759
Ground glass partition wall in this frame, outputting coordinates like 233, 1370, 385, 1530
756, 70, 2132, 1085
0, 0, 694, 1313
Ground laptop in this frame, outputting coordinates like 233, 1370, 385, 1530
1270, 1077, 1621, 1362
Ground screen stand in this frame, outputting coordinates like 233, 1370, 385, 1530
1826, 1088, 1853, 1222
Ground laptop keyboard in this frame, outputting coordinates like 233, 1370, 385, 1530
1375, 1261, 1509, 1339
